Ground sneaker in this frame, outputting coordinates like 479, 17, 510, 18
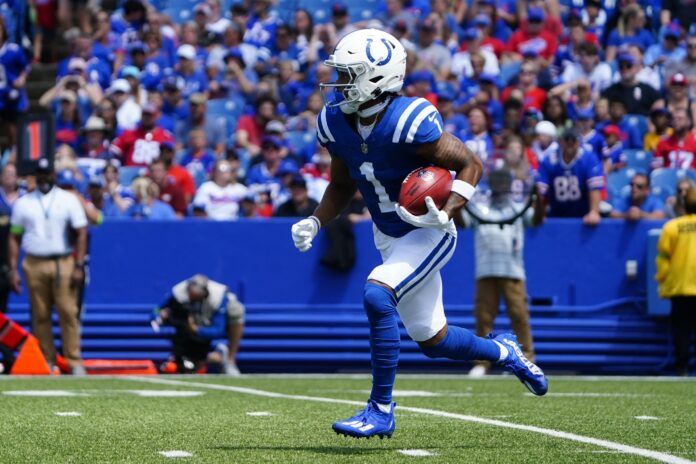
224, 361, 241, 376
71, 364, 87, 377
493, 333, 548, 396
332, 400, 396, 439
468, 364, 487, 378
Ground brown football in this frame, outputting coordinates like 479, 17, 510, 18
398, 166, 453, 216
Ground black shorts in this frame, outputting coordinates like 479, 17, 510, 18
172, 333, 211, 364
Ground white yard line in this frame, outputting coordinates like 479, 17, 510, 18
635, 416, 661, 420
246, 411, 273, 417
129, 376, 695, 464
398, 449, 436, 457
54, 411, 82, 417
158, 450, 192, 458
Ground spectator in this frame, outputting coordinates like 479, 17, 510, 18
377, 0, 418, 32
95, 98, 118, 141
119, 65, 147, 106
576, 109, 604, 161
620, 44, 661, 92
174, 44, 209, 99
175, 93, 227, 156
160, 76, 188, 125
451, 28, 499, 79
123, 177, 177, 220
460, 106, 494, 164
107, 78, 142, 131
193, 159, 248, 220
531, 120, 558, 163
506, 7, 558, 65
655, 187, 696, 376
536, 128, 604, 224
85, 175, 121, 219
605, 4, 654, 62
102, 162, 134, 215
654, 108, 696, 169
214, 47, 257, 99
665, 73, 696, 124
664, 32, 696, 100
601, 124, 625, 173
246, 136, 297, 191
498, 136, 537, 191
79, 116, 110, 159
464, 169, 545, 377
501, 61, 546, 110
542, 95, 570, 130
149, 158, 188, 217
555, 42, 612, 98
53, 90, 83, 150
644, 24, 685, 69
152, 274, 245, 375
667, 178, 695, 218
644, 108, 673, 153
274, 175, 319, 217
236, 96, 277, 157
159, 142, 196, 204
8, 159, 88, 375
331, 3, 357, 41
110, 103, 175, 167
180, 129, 217, 178
0, 163, 19, 312
610, 173, 666, 220
607, 99, 644, 149
581, 0, 607, 39
244, 0, 281, 50
413, 19, 451, 80
602, 53, 663, 117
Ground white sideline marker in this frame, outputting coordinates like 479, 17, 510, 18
130, 377, 696, 464
158, 451, 192, 458
54, 412, 82, 417
635, 416, 661, 421
127, 390, 204, 397
246, 411, 273, 416
3, 390, 88, 397
398, 449, 435, 457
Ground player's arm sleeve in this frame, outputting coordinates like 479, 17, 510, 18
535, 162, 550, 197
69, 196, 89, 229
586, 159, 605, 191
655, 224, 673, 283
315, 107, 335, 148
393, 100, 444, 145
197, 293, 229, 340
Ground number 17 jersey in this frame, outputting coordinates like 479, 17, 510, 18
317, 97, 444, 238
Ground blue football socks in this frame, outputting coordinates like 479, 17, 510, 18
420, 325, 503, 362
363, 282, 400, 405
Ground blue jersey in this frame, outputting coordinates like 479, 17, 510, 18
0, 42, 28, 111
536, 148, 605, 218
317, 97, 444, 238
581, 129, 605, 162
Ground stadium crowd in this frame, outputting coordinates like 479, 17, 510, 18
0, 0, 694, 221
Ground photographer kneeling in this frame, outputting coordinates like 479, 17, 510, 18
152, 274, 245, 375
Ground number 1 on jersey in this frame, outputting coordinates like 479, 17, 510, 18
360, 162, 395, 213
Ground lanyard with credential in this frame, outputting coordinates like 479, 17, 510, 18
37, 189, 57, 238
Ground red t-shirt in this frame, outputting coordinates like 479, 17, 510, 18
236, 115, 264, 148
157, 177, 188, 215
110, 126, 175, 167
168, 165, 196, 198
480, 37, 506, 58
507, 29, 558, 60
501, 86, 547, 110
654, 131, 696, 169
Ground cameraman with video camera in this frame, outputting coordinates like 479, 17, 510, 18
152, 274, 245, 375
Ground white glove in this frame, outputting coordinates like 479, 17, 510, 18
291, 216, 321, 252
395, 196, 450, 229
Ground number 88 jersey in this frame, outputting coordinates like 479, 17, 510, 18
317, 96, 444, 238
535, 148, 605, 218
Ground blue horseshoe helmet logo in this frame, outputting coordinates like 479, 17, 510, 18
366, 38, 392, 66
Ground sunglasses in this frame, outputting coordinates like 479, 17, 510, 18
687, 43, 696, 48
630, 182, 647, 189
619, 63, 633, 69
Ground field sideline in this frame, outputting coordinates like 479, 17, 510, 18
1, 375, 694, 463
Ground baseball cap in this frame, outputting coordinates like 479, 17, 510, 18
670, 72, 687, 86
141, 102, 159, 114
528, 7, 545, 22
419, 18, 436, 31
523, 49, 540, 59
35, 158, 53, 175
332, 2, 348, 16
462, 28, 479, 41
435, 81, 457, 101
262, 135, 283, 149
535, 120, 557, 138
189, 92, 208, 105
107, 78, 131, 95
560, 127, 581, 141
177, 44, 197, 61
602, 124, 622, 137
265, 120, 285, 134
119, 65, 141, 79
224, 47, 244, 64
56, 169, 78, 188
88, 174, 105, 188
650, 107, 670, 118
127, 41, 148, 54
289, 174, 307, 189
84, 116, 106, 131
617, 52, 636, 65
524, 107, 543, 120
664, 25, 681, 39
161, 76, 184, 92
278, 159, 299, 175
479, 73, 497, 84
576, 108, 595, 120
478, 0, 495, 6
68, 57, 87, 72
160, 140, 175, 151
473, 14, 491, 27
409, 69, 434, 84
193, 2, 211, 15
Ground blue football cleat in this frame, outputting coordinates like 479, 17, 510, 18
332, 400, 396, 439
493, 333, 548, 396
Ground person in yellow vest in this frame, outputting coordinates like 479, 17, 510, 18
656, 187, 696, 376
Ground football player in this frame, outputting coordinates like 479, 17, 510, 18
291, 29, 547, 439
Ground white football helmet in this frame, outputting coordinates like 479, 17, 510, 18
320, 29, 407, 114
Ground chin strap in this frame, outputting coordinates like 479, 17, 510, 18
357, 96, 392, 118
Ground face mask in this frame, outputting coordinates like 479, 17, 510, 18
37, 181, 53, 194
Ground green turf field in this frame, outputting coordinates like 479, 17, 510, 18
0, 375, 694, 463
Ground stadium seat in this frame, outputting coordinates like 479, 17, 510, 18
626, 114, 648, 135
650, 168, 679, 201
119, 166, 145, 187
623, 150, 652, 173
607, 168, 636, 203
